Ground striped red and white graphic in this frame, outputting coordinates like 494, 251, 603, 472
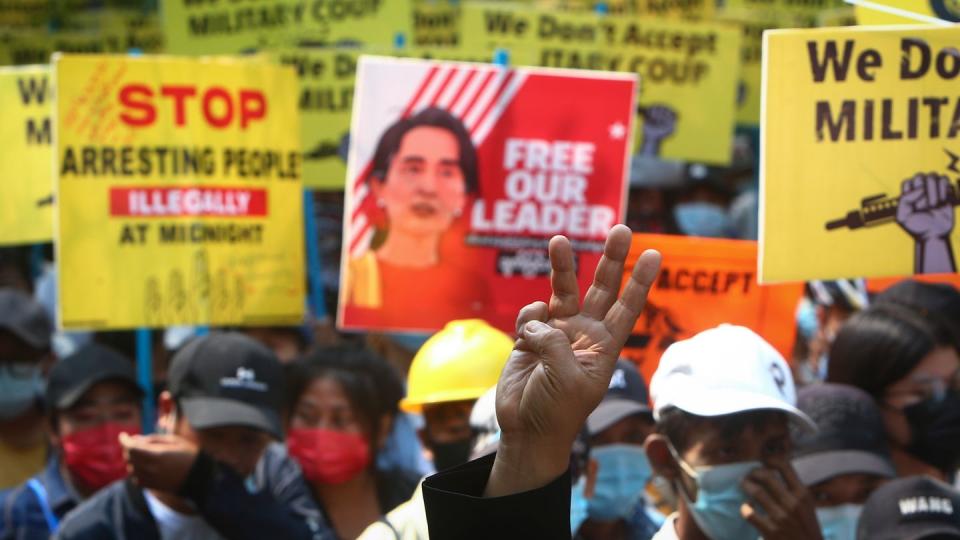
347, 64, 528, 258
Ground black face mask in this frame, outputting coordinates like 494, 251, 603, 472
430, 438, 473, 472
903, 389, 960, 473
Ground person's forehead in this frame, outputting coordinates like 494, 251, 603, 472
895, 346, 960, 388
423, 400, 475, 420
692, 411, 790, 442
396, 126, 460, 158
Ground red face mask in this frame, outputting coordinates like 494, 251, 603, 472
287, 428, 371, 485
62, 422, 140, 491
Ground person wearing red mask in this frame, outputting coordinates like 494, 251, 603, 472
285, 346, 420, 539
0, 343, 141, 539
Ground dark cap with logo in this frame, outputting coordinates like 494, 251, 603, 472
791, 383, 895, 486
168, 333, 284, 439
0, 289, 53, 351
858, 476, 960, 540
586, 359, 652, 436
47, 343, 142, 410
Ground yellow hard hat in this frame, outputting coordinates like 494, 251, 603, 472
400, 319, 513, 413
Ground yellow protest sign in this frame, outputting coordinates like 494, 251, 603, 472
0, 24, 163, 66
54, 54, 305, 329
461, 3, 741, 165
0, 66, 53, 246
761, 26, 960, 282
161, 0, 413, 55
850, 0, 959, 24
413, 1, 460, 47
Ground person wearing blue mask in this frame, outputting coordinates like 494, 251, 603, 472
643, 325, 824, 540
576, 360, 662, 540
0, 289, 54, 490
790, 384, 895, 540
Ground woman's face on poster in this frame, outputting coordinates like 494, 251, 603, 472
374, 126, 467, 237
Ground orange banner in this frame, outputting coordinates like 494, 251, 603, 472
623, 234, 804, 383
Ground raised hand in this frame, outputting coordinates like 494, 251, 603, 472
485, 225, 661, 497
896, 173, 957, 273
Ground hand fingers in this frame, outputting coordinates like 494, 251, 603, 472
548, 235, 580, 319
898, 182, 924, 221
766, 458, 807, 495
939, 175, 950, 203
927, 173, 940, 208
740, 503, 776, 537
521, 320, 574, 369
603, 249, 661, 347
741, 477, 788, 523
515, 301, 549, 335
581, 225, 632, 320
745, 467, 800, 517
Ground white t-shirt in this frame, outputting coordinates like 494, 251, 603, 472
143, 490, 227, 540
651, 514, 680, 540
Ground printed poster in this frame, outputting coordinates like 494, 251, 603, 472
55, 54, 305, 329
0, 65, 54, 246
621, 234, 803, 382
761, 26, 960, 282
339, 56, 636, 332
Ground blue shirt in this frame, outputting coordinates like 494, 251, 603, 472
1, 456, 79, 540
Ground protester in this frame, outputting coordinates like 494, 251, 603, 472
827, 303, 960, 480
285, 345, 419, 539
875, 279, 960, 351
54, 332, 336, 540
244, 326, 310, 364
0, 344, 142, 539
793, 279, 869, 386
577, 359, 663, 540
791, 383, 896, 540
857, 476, 960, 540
422, 225, 662, 537
0, 289, 54, 490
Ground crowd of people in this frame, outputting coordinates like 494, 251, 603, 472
0, 221, 958, 540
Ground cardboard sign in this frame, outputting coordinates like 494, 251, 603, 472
0, 65, 53, 246
461, 4, 741, 165
761, 26, 960, 282
850, 0, 959, 25
54, 54, 305, 329
545, 0, 715, 18
338, 56, 636, 332
621, 234, 803, 382
161, 0, 412, 55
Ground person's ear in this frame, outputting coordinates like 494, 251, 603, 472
645, 434, 680, 482
584, 457, 599, 499
156, 391, 176, 433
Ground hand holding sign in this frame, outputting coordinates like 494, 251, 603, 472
896, 173, 957, 273
484, 224, 661, 497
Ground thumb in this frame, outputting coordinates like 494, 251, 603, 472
522, 320, 573, 363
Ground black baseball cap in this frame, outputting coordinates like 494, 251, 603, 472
858, 476, 960, 540
0, 288, 53, 351
791, 383, 895, 486
168, 333, 284, 439
587, 359, 652, 436
47, 343, 142, 410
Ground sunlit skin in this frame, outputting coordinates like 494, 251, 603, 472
880, 346, 960, 478
49, 380, 141, 498
809, 473, 889, 507
371, 126, 467, 268
290, 377, 388, 540
646, 414, 810, 540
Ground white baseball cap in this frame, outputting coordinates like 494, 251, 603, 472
650, 324, 816, 431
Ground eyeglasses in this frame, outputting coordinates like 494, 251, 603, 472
886, 367, 960, 408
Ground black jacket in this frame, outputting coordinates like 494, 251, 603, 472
422, 453, 571, 540
55, 443, 336, 540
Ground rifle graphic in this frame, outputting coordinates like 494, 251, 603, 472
825, 180, 960, 231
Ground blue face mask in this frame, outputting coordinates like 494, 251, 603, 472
0, 364, 43, 420
587, 444, 653, 521
678, 458, 761, 540
571, 476, 590, 535
673, 202, 733, 238
816, 504, 861, 540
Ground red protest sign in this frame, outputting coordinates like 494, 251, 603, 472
338, 56, 636, 333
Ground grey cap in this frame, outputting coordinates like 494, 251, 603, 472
0, 288, 53, 350
587, 359, 652, 436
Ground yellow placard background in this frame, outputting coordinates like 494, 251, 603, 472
761, 26, 960, 282
161, 0, 413, 55
853, 0, 960, 24
55, 54, 305, 329
0, 65, 54, 246
461, 3, 741, 165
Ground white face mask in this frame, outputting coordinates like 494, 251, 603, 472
816, 504, 861, 540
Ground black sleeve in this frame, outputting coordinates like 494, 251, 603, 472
177, 450, 337, 540
422, 453, 571, 540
